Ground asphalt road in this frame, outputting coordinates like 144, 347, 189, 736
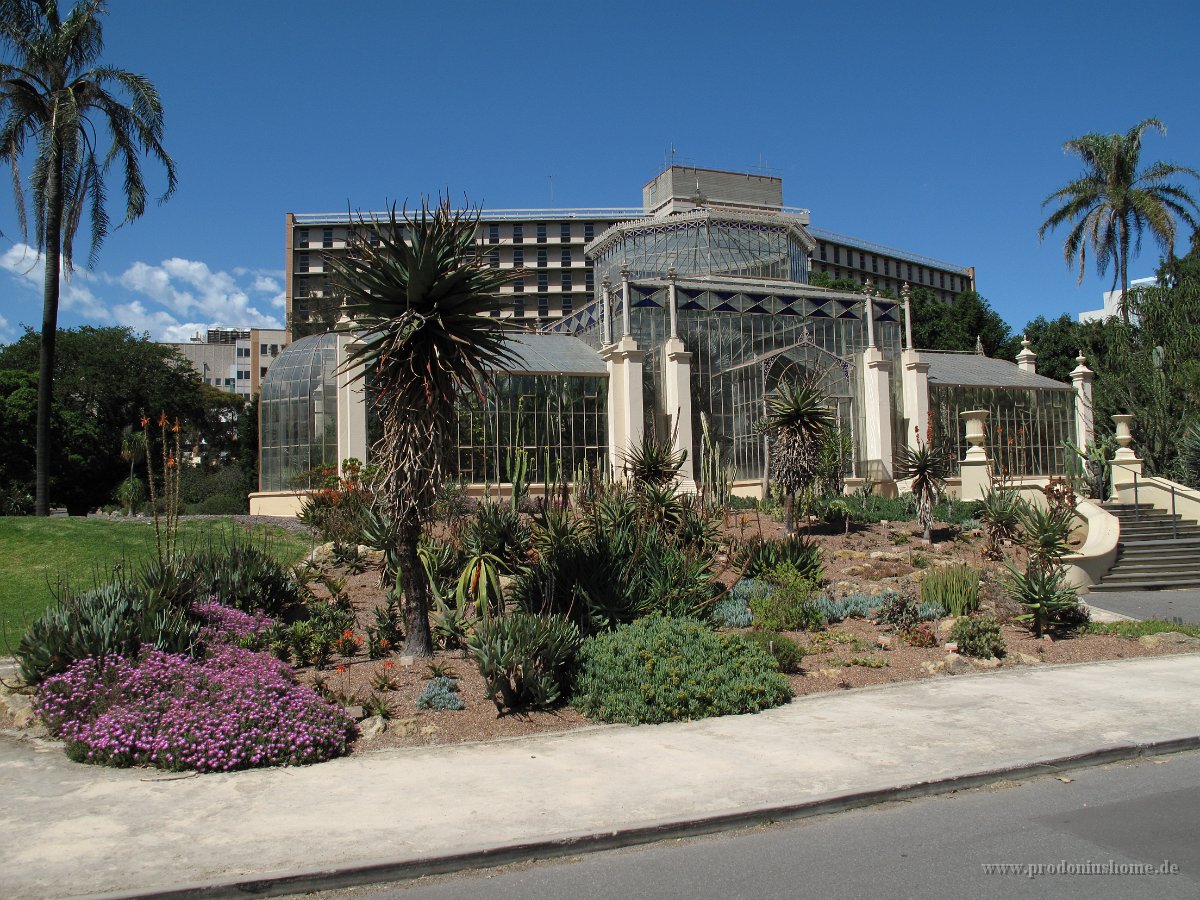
312, 751, 1200, 900
1088, 589, 1200, 624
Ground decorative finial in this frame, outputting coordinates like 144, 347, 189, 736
901, 281, 910, 300
667, 266, 677, 281
974, 334, 984, 355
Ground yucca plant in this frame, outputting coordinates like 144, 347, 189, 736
1179, 422, 1200, 490
763, 380, 835, 534
894, 434, 954, 543
330, 198, 520, 656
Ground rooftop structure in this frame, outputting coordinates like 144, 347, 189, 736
165, 327, 288, 399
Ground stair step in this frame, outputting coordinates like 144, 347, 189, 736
1101, 570, 1200, 584
1107, 559, 1200, 571
1115, 536, 1200, 549
1092, 576, 1200, 591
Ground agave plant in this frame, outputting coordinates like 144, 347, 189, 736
977, 488, 1025, 559
623, 431, 686, 487
894, 437, 954, 543
1005, 563, 1086, 637
762, 380, 835, 534
1015, 502, 1075, 571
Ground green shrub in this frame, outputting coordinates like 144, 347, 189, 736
950, 616, 1005, 659
901, 622, 939, 648
573, 617, 792, 724
740, 630, 804, 672
296, 459, 376, 547
874, 592, 941, 631
750, 564, 825, 631
737, 534, 824, 582
919, 564, 980, 617
467, 612, 581, 713
16, 581, 199, 684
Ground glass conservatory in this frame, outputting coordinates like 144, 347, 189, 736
258, 332, 340, 492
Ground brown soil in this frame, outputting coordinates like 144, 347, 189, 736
290, 515, 1194, 755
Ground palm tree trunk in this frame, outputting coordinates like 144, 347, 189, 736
1119, 231, 1130, 326
396, 514, 434, 657
783, 490, 794, 535
35, 151, 64, 517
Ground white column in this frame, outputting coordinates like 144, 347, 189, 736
663, 269, 695, 492
601, 276, 612, 346
860, 346, 893, 487
620, 264, 632, 338
1070, 351, 1095, 452
335, 332, 368, 469
959, 408, 991, 501
902, 282, 914, 350
901, 347, 930, 453
1016, 335, 1037, 373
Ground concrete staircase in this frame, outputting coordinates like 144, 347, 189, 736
1090, 503, 1200, 592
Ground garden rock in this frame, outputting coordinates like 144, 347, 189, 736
344, 705, 365, 721
1013, 652, 1044, 667
971, 656, 1002, 670
833, 549, 867, 560
3, 693, 32, 717
13, 706, 37, 729
936, 617, 959, 636
869, 551, 902, 562
419, 724, 440, 736
943, 653, 975, 675
1138, 632, 1200, 650
921, 660, 946, 675
391, 718, 419, 737
359, 716, 387, 739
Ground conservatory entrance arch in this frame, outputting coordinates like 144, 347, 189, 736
719, 334, 857, 486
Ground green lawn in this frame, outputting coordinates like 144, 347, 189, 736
0, 517, 315, 645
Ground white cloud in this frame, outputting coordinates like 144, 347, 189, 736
0, 243, 110, 319
1, 241, 284, 341
0, 311, 11, 343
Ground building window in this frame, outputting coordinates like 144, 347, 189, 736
819, 243, 827, 261
513, 248, 524, 267
298, 252, 310, 273
368, 229, 379, 246
884, 259, 891, 276
537, 272, 548, 292
537, 249, 547, 267
488, 223, 499, 244
488, 249, 500, 268
513, 224, 523, 244
260, 367, 268, 378
270, 344, 279, 356
871, 256, 878, 273
560, 223, 571, 243
833, 246, 841, 264
537, 296, 549, 318
513, 278, 524, 293
322, 227, 333, 249
536, 223, 547, 243
584, 223, 594, 242
562, 294, 573, 316
297, 276, 309, 297
585, 270, 594, 291
561, 272, 573, 291
940, 273, 946, 289
859, 252, 865, 269
561, 248, 572, 266
513, 297, 525, 318
237, 370, 250, 380
297, 228, 309, 249
907, 264, 914, 281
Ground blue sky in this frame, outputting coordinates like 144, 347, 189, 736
1, 0, 1197, 344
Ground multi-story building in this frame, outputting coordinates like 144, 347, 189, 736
167, 327, 289, 398
284, 166, 974, 338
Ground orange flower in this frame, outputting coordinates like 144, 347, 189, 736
158, 411, 169, 427
382, 660, 396, 670
172, 417, 181, 434
342, 629, 354, 640
167, 454, 177, 468
335, 665, 346, 674
140, 415, 150, 429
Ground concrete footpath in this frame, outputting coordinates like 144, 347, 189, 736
3, 654, 1200, 899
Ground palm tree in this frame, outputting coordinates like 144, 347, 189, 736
0, 0, 176, 515
762, 380, 834, 534
1038, 118, 1199, 324
330, 199, 518, 657
894, 430, 953, 543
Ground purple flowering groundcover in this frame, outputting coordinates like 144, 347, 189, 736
34, 646, 357, 772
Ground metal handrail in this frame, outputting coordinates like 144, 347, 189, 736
1110, 463, 1186, 539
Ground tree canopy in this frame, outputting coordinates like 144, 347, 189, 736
0, 326, 207, 514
